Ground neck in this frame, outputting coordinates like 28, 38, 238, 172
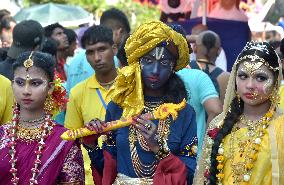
196, 57, 215, 67
95, 68, 117, 84
19, 107, 46, 122
243, 101, 272, 120
57, 50, 67, 61
144, 87, 165, 97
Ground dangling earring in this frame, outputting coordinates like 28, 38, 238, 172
236, 92, 241, 108
269, 88, 280, 105
44, 94, 54, 114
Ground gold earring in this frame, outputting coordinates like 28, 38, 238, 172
44, 94, 54, 114
236, 92, 241, 107
269, 88, 280, 105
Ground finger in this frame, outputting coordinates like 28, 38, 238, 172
132, 122, 150, 135
86, 120, 97, 131
95, 120, 104, 133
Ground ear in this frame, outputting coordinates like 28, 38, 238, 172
47, 82, 55, 94
112, 44, 118, 55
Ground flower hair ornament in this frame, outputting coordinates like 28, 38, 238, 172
44, 74, 68, 117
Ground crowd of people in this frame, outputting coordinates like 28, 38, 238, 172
0, 4, 283, 185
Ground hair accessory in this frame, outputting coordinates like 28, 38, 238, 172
242, 41, 270, 54
23, 52, 34, 69
236, 42, 279, 72
44, 74, 68, 117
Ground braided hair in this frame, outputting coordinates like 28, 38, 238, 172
208, 42, 279, 184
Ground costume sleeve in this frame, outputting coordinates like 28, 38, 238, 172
0, 80, 13, 124
197, 71, 219, 104
154, 104, 198, 185
88, 102, 119, 184
64, 89, 84, 129
57, 144, 85, 185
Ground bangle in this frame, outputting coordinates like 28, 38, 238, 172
154, 138, 170, 160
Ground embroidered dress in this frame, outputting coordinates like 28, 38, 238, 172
88, 96, 198, 185
0, 124, 85, 185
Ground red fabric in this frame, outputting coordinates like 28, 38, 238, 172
56, 58, 67, 81
91, 165, 102, 185
91, 152, 187, 185
91, 150, 117, 185
102, 150, 117, 185
153, 153, 188, 185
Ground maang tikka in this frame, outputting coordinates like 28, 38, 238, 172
23, 52, 34, 81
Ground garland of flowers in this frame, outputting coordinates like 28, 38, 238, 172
8, 105, 54, 185
215, 109, 274, 184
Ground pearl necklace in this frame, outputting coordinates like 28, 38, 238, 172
8, 107, 54, 185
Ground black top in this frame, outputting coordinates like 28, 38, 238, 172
0, 57, 15, 80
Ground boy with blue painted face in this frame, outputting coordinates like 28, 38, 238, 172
140, 45, 176, 91
84, 21, 198, 185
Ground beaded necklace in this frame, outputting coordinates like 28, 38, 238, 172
129, 100, 171, 178
8, 107, 54, 185
215, 109, 273, 185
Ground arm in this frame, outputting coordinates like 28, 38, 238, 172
57, 144, 85, 185
88, 102, 119, 185
0, 79, 13, 124
203, 97, 222, 126
217, 72, 230, 106
154, 104, 198, 185
64, 89, 84, 129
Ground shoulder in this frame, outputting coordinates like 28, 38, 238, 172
69, 75, 93, 97
0, 75, 11, 86
217, 71, 230, 82
107, 101, 123, 114
177, 68, 208, 82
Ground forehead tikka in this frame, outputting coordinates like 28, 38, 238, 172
23, 52, 34, 80
237, 54, 279, 72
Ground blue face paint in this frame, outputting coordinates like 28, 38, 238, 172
140, 46, 175, 90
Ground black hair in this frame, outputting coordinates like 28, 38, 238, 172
168, 23, 187, 37
64, 28, 77, 45
163, 73, 188, 104
13, 51, 55, 81
117, 35, 129, 67
0, 16, 15, 31
81, 25, 113, 49
0, 9, 10, 20
202, 32, 217, 53
100, 8, 130, 34
208, 42, 279, 184
44, 23, 65, 38
42, 38, 58, 57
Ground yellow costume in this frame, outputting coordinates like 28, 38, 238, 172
0, 75, 13, 124
193, 42, 284, 185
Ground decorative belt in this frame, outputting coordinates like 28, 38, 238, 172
113, 173, 153, 185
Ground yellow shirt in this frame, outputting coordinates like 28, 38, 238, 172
0, 75, 13, 124
222, 115, 284, 185
65, 75, 112, 185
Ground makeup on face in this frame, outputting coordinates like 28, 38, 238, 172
236, 62, 274, 104
140, 46, 175, 90
13, 66, 51, 110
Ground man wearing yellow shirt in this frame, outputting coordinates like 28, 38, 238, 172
65, 25, 117, 185
0, 74, 13, 124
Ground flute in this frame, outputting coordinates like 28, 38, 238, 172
61, 99, 186, 140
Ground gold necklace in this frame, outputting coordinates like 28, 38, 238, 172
216, 109, 274, 185
129, 100, 171, 178
97, 79, 115, 89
